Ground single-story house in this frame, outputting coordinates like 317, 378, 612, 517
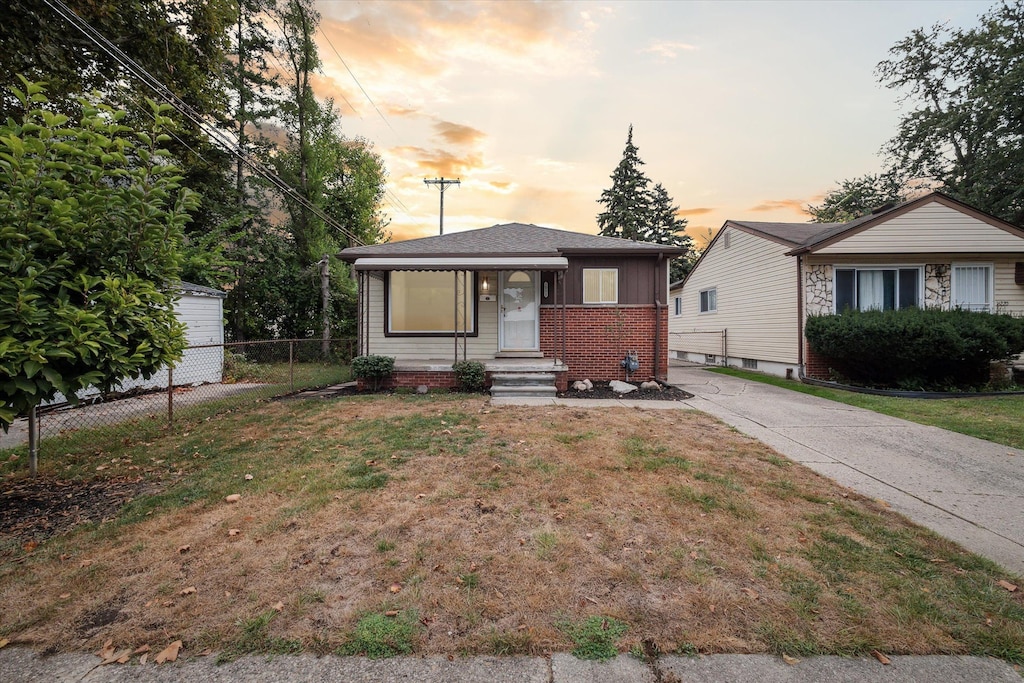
669, 192, 1024, 379
337, 223, 683, 395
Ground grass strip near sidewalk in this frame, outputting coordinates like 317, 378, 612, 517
710, 368, 1024, 451
0, 394, 1021, 664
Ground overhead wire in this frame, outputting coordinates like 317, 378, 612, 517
42, 0, 366, 248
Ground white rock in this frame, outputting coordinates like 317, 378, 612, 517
572, 380, 589, 391
416, 385, 429, 394
583, 379, 593, 390
640, 381, 662, 391
609, 380, 638, 394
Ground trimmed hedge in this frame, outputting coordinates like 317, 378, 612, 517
351, 355, 395, 391
452, 360, 486, 392
805, 308, 1024, 390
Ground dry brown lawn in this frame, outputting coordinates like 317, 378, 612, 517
1, 394, 1022, 662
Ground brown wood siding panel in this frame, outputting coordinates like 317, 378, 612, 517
542, 255, 662, 305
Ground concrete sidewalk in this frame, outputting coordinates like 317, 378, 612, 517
668, 365, 1024, 577
1, 647, 1019, 682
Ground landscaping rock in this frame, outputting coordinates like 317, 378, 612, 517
609, 380, 638, 394
571, 380, 590, 391
416, 385, 429, 394
640, 381, 661, 391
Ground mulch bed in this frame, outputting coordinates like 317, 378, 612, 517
557, 380, 692, 401
0, 476, 155, 546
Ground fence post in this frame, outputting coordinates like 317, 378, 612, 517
289, 340, 295, 392
28, 406, 38, 477
168, 367, 174, 426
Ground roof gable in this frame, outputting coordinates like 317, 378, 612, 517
338, 223, 683, 261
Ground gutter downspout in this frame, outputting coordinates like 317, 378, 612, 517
654, 254, 663, 380
796, 254, 805, 379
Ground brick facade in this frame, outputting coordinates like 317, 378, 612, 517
804, 344, 831, 380
540, 305, 669, 383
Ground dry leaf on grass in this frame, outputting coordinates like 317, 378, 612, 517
95, 640, 115, 660
180, 586, 197, 596
272, 601, 284, 612
0, 638, 9, 650
154, 641, 182, 664
58, 593, 70, 599
782, 654, 800, 665
228, 529, 241, 536
139, 653, 148, 665
225, 494, 241, 503
740, 587, 760, 600
244, 474, 253, 480
871, 650, 891, 665
133, 645, 150, 654
389, 583, 402, 593
997, 580, 1018, 592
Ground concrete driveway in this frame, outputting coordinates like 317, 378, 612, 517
669, 365, 1024, 576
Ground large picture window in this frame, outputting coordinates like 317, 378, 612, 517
834, 268, 920, 312
583, 268, 618, 304
388, 271, 474, 334
952, 264, 992, 312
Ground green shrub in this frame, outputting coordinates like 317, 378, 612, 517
351, 355, 395, 391
805, 308, 1024, 390
452, 360, 486, 392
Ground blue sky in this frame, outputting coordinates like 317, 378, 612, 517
314, 0, 990, 244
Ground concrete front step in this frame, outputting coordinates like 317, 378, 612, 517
490, 372, 556, 386
489, 372, 558, 398
489, 384, 558, 398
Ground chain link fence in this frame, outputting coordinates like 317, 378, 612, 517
2, 338, 355, 461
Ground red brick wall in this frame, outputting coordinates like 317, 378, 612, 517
804, 343, 831, 380
540, 305, 669, 382
361, 370, 569, 392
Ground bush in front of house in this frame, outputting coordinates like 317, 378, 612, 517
351, 355, 395, 391
452, 360, 486, 392
805, 308, 1024, 390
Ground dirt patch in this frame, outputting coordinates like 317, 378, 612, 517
0, 476, 156, 544
557, 381, 692, 401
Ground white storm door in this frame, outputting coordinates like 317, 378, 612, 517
499, 270, 539, 351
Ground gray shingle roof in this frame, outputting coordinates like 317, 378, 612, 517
728, 220, 842, 246
337, 223, 683, 260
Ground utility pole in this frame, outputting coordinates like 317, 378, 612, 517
423, 177, 460, 234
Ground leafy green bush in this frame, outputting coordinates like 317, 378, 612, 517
351, 355, 395, 391
805, 308, 1024, 390
452, 360, 486, 392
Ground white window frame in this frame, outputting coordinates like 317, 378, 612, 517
832, 265, 923, 313
951, 263, 994, 312
673, 296, 682, 316
699, 287, 717, 314
582, 268, 618, 304
387, 270, 475, 335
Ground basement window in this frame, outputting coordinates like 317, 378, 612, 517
742, 358, 758, 370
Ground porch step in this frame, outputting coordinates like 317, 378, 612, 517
489, 372, 558, 398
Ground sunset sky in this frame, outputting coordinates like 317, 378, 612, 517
312, 0, 988, 246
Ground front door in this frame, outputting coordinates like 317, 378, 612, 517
499, 270, 538, 351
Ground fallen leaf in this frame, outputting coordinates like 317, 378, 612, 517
114, 650, 132, 664
133, 645, 151, 654
244, 474, 253, 480
782, 654, 800, 665
228, 529, 241, 537
180, 586, 197, 596
139, 653, 148, 665
740, 587, 759, 600
389, 583, 402, 593
178, 545, 190, 554
154, 641, 182, 664
384, 610, 399, 617
997, 580, 1018, 592
416, 494, 426, 499
225, 494, 241, 503
0, 638, 8, 649
161, 600, 175, 607
59, 593, 71, 599
22, 541, 38, 553
871, 650, 891, 665
272, 601, 284, 612
95, 640, 115, 660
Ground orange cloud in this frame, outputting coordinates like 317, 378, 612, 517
748, 199, 809, 213
434, 121, 486, 146
490, 181, 512, 190
677, 206, 715, 217
392, 146, 485, 177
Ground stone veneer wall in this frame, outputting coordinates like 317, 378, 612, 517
804, 264, 833, 316
925, 264, 950, 308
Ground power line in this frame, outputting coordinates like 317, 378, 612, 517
318, 26, 394, 135
42, 0, 366, 248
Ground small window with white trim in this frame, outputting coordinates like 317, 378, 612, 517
699, 287, 717, 313
583, 268, 618, 304
673, 296, 682, 316
952, 264, 993, 312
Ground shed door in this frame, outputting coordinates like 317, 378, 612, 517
499, 270, 538, 351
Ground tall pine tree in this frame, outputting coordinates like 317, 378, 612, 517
597, 126, 694, 279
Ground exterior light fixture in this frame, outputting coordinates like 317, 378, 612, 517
481, 275, 490, 292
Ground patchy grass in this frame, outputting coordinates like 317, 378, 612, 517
0, 395, 1022, 664
557, 615, 629, 661
711, 367, 1024, 450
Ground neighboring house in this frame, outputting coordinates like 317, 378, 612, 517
45, 281, 226, 405
669, 192, 1024, 379
337, 223, 683, 394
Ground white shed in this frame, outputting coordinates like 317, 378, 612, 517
46, 282, 226, 405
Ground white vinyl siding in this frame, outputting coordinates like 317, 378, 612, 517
583, 268, 618, 304
816, 201, 1024, 254
364, 275, 499, 359
669, 226, 800, 364
952, 264, 993, 312
993, 258, 1024, 315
